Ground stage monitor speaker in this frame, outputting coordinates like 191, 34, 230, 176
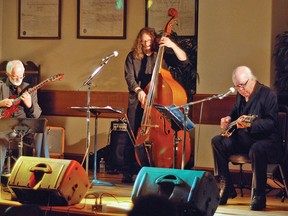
131, 167, 220, 216
7, 156, 90, 206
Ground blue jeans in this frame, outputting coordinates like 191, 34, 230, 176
0, 130, 50, 174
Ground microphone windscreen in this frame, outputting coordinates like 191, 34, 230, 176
114, 51, 119, 57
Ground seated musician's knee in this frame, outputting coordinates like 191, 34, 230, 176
249, 142, 266, 161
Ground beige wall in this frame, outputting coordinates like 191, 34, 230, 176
1, 0, 288, 169
195, 0, 288, 169
1, 0, 146, 155
1, 0, 145, 92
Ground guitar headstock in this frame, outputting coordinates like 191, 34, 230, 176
244, 115, 258, 122
49, 73, 64, 82
242, 114, 258, 127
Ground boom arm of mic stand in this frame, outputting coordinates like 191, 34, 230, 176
78, 59, 110, 90
170, 94, 220, 110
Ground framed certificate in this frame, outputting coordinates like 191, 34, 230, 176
77, 0, 127, 39
18, 0, 61, 39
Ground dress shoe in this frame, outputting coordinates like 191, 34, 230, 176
250, 195, 266, 210
219, 178, 237, 205
219, 187, 237, 205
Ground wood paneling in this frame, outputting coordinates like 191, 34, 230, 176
38, 90, 128, 118
191, 94, 235, 124
38, 90, 235, 124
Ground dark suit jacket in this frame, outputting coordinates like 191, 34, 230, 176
229, 81, 282, 163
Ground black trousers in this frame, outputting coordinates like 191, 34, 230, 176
211, 133, 270, 196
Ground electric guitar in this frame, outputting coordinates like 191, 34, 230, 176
221, 114, 258, 137
0, 73, 64, 119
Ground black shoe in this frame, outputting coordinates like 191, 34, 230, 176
250, 195, 266, 210
121, 174, 133, 183
219, 179, 237, 205
219, 188, 237, 205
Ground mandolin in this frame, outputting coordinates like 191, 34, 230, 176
221, 114, 257, 137
0, 73, 64, 119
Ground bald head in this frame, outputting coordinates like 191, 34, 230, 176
232, 66, 257, 100
232, 66, 256, 85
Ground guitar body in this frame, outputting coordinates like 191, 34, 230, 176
221, 114, 257, 137
0, 95, 20, 118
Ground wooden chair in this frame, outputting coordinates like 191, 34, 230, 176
228, 105, 288, 202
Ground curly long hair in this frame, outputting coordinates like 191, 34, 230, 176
132, 27, 159, 60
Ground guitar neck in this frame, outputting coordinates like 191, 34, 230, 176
12, 79, 50, 104
227, 120, 237, 128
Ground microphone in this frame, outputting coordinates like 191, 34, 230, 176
218, 87, 236, 99
102, 51, 118, 61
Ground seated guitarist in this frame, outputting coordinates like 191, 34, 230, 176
211, 66, 281, 211
0, 60, 49, 174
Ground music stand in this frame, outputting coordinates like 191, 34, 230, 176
0, 118, 47, 173
154, 104, 194, 169
70, 106, 123, 186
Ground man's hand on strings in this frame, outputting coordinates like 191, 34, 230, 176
20, 91, 32, 108
236, 115, 251, 128
137, 90, 146, 108
220, 116, 231, 130
159, 37, 174, 48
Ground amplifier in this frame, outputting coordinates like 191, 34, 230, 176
47, 126, 65, 158
107, 120, 135, 171
112, 122, 127, 131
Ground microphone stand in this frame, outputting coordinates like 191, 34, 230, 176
78, 58, 115, 186
170, 94, 223, 170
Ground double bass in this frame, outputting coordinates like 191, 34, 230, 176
134, 8, 192, 169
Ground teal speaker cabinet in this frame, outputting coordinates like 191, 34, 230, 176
131, 167, 220, 216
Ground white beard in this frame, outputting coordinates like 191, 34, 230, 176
9, 78, 22, 86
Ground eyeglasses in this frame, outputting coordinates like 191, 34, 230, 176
142, 39, 152, 44
234, 79, 249, 89
9, 74, 25, 80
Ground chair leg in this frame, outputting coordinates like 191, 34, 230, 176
279, 165, 288, 202
234, 164, 251, 197
239, 164, 244, 197
5, 143, 18, 174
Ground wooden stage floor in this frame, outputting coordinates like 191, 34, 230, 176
0, 171, 288, 216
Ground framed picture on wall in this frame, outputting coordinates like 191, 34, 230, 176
145, 0, 197, 37
18, 0, 61, 39
77, 0, 127, 39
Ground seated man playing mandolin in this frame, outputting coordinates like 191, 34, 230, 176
211, 66, 282, 210
0, 60, 49, 174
